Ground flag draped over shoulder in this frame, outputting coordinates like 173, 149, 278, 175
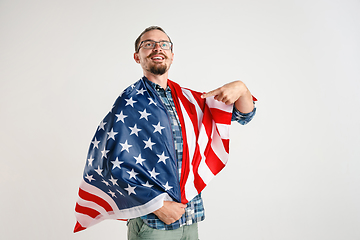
74, 78, 233, 233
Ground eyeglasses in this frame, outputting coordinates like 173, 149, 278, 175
138, 40, 173, 51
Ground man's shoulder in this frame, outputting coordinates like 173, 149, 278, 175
120, 79, 143, 97
108, 79, 144, 112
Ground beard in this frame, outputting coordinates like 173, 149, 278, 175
149, 63, 168, 75
146, 52, 169, 75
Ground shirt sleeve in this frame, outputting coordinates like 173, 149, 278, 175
231, 103, 256, 125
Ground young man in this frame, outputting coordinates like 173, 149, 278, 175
127, 26, 256, 239
74, 26, 256, 240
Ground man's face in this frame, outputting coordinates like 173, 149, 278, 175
134, 30, 174, 76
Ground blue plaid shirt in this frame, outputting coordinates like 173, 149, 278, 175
140, 78, 256, 230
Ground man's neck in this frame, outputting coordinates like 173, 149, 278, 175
144, 72, 168, 89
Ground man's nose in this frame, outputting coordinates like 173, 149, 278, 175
153, 42, 163, 51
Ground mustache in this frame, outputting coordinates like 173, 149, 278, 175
147, 52, 167, 59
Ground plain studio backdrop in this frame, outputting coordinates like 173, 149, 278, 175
1, 0, 359, 239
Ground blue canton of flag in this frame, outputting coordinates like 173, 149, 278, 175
74, 79, 182, 232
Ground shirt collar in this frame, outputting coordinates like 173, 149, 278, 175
143, 76, 171, 92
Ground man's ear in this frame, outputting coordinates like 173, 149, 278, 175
134, 52, 140, 63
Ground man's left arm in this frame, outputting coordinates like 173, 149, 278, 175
201, 80, 254, 113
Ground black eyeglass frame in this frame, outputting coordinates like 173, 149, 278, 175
137, 40, 173, 52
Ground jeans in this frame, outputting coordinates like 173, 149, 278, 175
127, 217, 199, 240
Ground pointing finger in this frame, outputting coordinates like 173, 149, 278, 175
201, 88, 220, 98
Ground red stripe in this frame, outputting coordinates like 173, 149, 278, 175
182, 87, 204, 108
183, 101, 200, 136
74, 221, 86, 233
168, 80, 191, 203
204, 147, 226, 175
177, 88, 200, 135
193, 171, 206, 193
222, 139, 230, 153
75, 203, 101, 218
201, 105, 213, 139
78, 188, 113, 212
191, 146, 207, 192
209, 108, 232, 125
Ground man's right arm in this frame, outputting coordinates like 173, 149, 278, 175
232, 105, 256, 125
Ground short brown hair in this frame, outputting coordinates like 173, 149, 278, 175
135, 26, 172, 52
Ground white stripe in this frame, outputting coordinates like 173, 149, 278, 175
181, 89, 203, 127
178, 98, 198, 201
79, 180, 119, 211
113, 193, 171, 219
194, 109, 214, 186
76, 197, 109, 218
205, 97, 233, 113
197, 159, 214, 184
197, 122, 228, 184
210, 122, 229, 165
75, 212, 104, 229
216, 123, 231, 139
75, 180, 119, 228
178, 97, 197, 161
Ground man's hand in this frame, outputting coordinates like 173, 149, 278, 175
153, 201, 187, 225
201, 80, 254, 113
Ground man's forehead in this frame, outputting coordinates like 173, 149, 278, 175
140, 30, 170, 42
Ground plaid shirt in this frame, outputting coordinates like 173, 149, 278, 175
140, 78, 256, 230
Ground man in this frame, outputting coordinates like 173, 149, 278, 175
128, 26, 256, 239
74, 26, 256, 239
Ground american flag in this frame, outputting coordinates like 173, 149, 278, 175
74, 78, 233, 233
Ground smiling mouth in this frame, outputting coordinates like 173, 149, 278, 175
151, 56, 164, 60
148, 53, 166, 61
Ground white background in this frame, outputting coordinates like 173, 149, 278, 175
1, 0, 359, 239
